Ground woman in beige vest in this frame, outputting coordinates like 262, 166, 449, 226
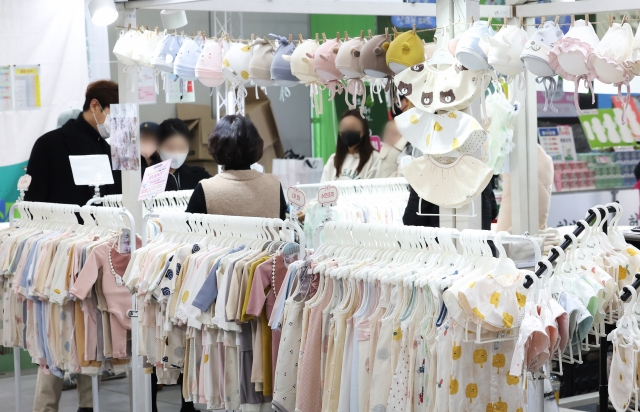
185, 115, 286, 219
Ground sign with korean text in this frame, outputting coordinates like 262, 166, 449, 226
139, 159, 171, 200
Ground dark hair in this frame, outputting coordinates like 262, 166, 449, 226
208, 115, 263, 169
334, 110, 373, 178
82, 80, 119, 111
157, 118, 193, 145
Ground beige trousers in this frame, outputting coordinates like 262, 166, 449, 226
33, 369, 93, 412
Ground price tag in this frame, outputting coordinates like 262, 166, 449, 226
17, 175, 31, 191
370, 135, 382, 152
287, 187, 306, 209
318, 185, 338, 207
139, 159, 171, 201
69, 155, 114, 186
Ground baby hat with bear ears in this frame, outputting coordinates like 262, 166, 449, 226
249, 38, 276, 87
359, 34, 394, 78
336, 37, 367, 79
132, 30, 163, 67
174, 37, 204, 81
151, 34, 184, 73
270, 34, 299, 87
386, 30, 425, 74
313, 36, 345, 101
113, 28, 142, 66
285, 39, 320, 83
195, 38, 224, 88
521, 21, 564, 77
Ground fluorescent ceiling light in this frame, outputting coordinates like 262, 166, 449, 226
88, 0, 118, 26
160, 10, 188, 29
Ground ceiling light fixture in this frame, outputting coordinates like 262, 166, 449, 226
88, 0, 118, 26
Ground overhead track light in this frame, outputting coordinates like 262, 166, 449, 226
160, 10, 188, 29
88, 0, 118, 26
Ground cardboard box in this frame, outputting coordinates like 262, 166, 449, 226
186, 160, 219, 177
176, 104, 213, 121
184, 118, 217, 161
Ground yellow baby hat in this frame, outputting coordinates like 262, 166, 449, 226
386, 30, 425, 74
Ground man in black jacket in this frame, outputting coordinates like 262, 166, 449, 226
26, 80, 122, 412
25, 80, 122, 206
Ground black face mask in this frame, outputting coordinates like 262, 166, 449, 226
339, 131, 362, 147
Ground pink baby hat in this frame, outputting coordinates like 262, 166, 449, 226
313, 36, 345, 101
195, 38, 224, 88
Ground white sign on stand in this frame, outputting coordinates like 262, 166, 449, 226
69, 155, 114, 186
287, 187, 306, 209
138, 160, 171, 201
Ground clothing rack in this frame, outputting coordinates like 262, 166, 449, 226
87, 190, 194, 213
295, 177, 408, 201
7, 201, 138, 412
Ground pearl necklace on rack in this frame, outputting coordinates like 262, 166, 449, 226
108, 245, 125, 286
271, 251, 279, 299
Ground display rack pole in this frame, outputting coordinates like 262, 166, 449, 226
13, 350, 20, 412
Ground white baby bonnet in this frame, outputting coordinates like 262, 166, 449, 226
195, 38, 224, 88
402, 155, 493, 208
174, 37, 204, 81
587, 23, 635, 123
486, 25, 529, 78
395, 108, 486, 157
151, 34, 184, 73
286, 39, 323, 114
113, 29, 142, 66
624, 25, 640, 76
454, 20, 495, 71
132, 30, 163, 66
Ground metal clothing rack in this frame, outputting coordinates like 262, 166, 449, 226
526, 202, 620, 412
295, 177, 409, 203
7, 201, 137, 412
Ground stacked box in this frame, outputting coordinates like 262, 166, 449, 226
560, 151, 640, 191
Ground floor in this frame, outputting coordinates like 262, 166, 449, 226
0, 369, 602, 412
0, 369, 194, 412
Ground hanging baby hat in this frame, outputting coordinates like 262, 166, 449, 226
286, 38, 323, 113
624, 23, 640, 76
402, 155, 493, 208
249, 37, 276, 88
270, 34, 299, 88
113, 27, 142, 66
549, 19, 600, 113
132, 29, 163, 66
223, 41, 254, 115
386, 28, 425, 73
151, 33, 184, 73
360, 32, 394, 102
395, 108, 487, 157
313, 34, 345, 101
195, 38, 224, 88
520, 20, 564, 112
587, 20, 635, 123
486, 25, 529, 79
174, 36, 204, 81
452, 20, 495, 71
336, 34, 367, 112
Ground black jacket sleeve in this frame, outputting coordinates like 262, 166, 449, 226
24, 136, 52, 202
279, 184, 287, 220
185, 183, 208, 214
402, 186, 440, 228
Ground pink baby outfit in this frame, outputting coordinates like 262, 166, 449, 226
70, 239, 140, 359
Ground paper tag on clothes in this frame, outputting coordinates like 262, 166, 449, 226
119, 229, 131, 254
493, 331, 507, 350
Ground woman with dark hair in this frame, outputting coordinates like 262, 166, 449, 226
156, 118, 211, 191
321, 109, 380, 181
185, 114, 287, 219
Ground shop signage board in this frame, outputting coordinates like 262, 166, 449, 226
69, 155, 114, 186
13, 65, 41, 110
578, 109, 636, 150
139, 159, 171, 201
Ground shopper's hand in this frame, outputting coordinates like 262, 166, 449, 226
297, 210, 305, 223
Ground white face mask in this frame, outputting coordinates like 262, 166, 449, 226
159, 150, 188, 169
92, 105, 111, 138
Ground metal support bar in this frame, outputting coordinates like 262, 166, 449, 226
13, 349, 20, 412
516, 0, 640, 18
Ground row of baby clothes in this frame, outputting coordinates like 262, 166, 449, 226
0, 212, 138, 376
122, 215, 302, 411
